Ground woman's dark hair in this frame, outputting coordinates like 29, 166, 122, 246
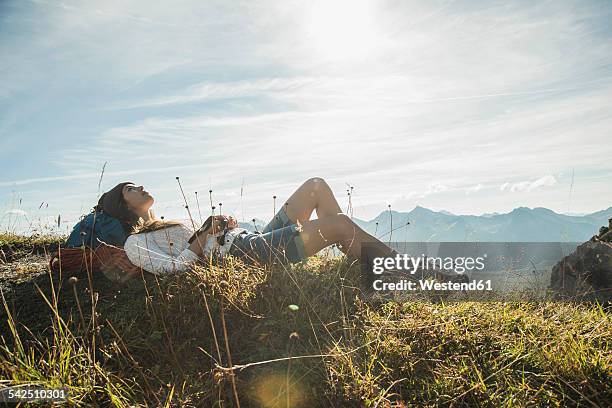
94, 182, 141, 233
134, 219, 184, 234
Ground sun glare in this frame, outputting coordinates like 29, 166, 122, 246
306, 0, 380, 62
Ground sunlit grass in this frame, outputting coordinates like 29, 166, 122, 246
0, 234, 610, 406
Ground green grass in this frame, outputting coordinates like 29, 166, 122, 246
0, 235, 610, 407
0, 232, 64, 248
0, 232, 64, 262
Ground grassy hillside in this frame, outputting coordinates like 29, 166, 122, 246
0, 235, 610, 407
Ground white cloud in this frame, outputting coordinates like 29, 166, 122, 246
510, 181, 531, 193
527, 175, 557, 191
505, 175, 557, 193
465, 184, 483, 194
0, 163, 219, 187
416, 184, 449, 199
118, 77, 319, 109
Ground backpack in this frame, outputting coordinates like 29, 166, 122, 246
65, 210, 129, 250
49, 244, 143, 283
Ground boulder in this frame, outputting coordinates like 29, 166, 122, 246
549, 239, 612, 302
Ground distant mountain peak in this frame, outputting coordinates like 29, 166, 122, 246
511, 206, 531, 214
533, 207, 557, 214
410, 205, 434, 214
585, 206, 612, 218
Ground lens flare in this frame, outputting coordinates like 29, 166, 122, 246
249, 371, 307, 408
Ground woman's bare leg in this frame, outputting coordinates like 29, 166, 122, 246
280, 177, 343, 223
299, 213, 397, 260
279, 177, 390, 258
274, 177, 395, 258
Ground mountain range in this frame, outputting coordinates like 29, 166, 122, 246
353, 206, 612, 242
239, 206, 612, 242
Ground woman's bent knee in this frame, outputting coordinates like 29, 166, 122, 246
306, 177, 328, 190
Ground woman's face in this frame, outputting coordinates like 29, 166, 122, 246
122, 184, 154, 214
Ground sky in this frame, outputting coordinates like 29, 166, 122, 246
1, 0, 611, 234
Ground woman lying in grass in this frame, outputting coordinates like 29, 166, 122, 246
93, 178, 397, 275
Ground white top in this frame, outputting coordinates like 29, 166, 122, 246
124, 223, 247, 275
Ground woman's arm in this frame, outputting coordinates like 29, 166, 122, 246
187, 215, 232, 256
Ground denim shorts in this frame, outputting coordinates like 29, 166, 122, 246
229, 207, 308, 264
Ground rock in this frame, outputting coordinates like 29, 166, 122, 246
549, 240, 612, 302
594, 217, 612, 242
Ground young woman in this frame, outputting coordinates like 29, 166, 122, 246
101, 178, 398, 275
65, 181, 147, 249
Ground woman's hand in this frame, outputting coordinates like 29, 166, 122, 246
209, 215, 226, 234
210, 215, 238, 233
226, 215, 238, 229
188, 215, 237, 256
